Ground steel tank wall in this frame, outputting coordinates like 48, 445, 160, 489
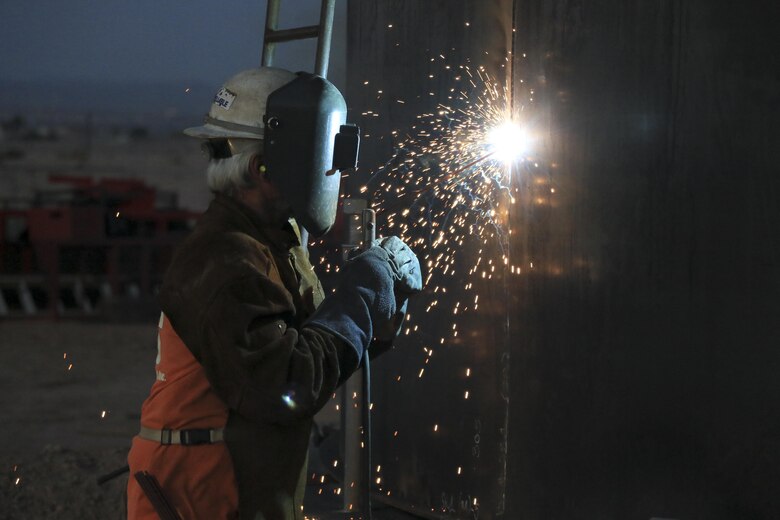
347, 1, 780, 518
347, 0, 511, 518
507, 1, 780, 518
346, 1, 514, 518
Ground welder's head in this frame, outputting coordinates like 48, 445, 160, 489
184, 67, 360, 236
201, 138, 265, 194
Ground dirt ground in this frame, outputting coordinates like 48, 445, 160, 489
0, 321, 417, 520
0, 321, 156, 519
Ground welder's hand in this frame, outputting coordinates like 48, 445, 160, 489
306, 246, 397, 358
369, 236, 422, 352
371, 300, 409, 354
374, 236, 423, 295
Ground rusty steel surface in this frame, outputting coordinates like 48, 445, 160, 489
347, 1, 513, 518
348, 0, 780, 518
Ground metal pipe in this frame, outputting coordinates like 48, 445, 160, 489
340, 200, 366, 514
314, 0, 336, 77
361, 209, 376, 249
261, 0, 281, 67
342, 209, 376, 516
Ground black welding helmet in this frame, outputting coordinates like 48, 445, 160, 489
264, 72, 360, 237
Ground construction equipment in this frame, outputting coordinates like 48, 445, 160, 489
0, 175, 197, 318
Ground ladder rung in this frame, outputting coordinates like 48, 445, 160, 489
264, 25, 320, 44
260, 0, 335, 77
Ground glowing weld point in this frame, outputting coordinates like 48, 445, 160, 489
487, 121, 529, 164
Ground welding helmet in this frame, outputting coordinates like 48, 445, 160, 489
185, 67, 360, 237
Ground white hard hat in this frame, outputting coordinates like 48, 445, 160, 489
184, 67, 297, 140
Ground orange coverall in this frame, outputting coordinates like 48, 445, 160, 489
126, 313, 239, 519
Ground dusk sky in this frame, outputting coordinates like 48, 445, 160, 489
0, 0, 347, 87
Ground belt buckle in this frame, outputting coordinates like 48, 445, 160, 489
180, 429, 211, 446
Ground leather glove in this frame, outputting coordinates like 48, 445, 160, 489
305, 245, 397, 360
371, 236, 422, 346
375, 236, 423, 294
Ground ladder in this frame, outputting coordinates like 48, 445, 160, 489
260, 2, 372, 517
260, 0, 336, 78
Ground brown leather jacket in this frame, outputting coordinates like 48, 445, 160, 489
158, 194, 357, 519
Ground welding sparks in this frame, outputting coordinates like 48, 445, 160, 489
339, 48, 543, 500
363, 61, 536, 332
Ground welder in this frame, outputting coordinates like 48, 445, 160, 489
126, 67, 422, 520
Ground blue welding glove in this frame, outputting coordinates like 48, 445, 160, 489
372, 236, 423, 346
375, 236, 423, 294
306, 245, 397, 360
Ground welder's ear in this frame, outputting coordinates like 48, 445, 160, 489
249, 154, 268, 180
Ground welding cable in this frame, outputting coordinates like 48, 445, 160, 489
96, 464, 130, 485
361, 351, 373, 519
360, 211, 375, 520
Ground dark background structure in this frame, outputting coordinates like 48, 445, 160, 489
349, 0, 780, 518
1, 0, 778, 518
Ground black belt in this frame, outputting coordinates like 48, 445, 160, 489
138, 426, 224, 446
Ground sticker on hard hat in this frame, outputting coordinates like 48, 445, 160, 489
213, 87, 236, 110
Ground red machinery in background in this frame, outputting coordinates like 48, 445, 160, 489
0, 175, 198, 319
